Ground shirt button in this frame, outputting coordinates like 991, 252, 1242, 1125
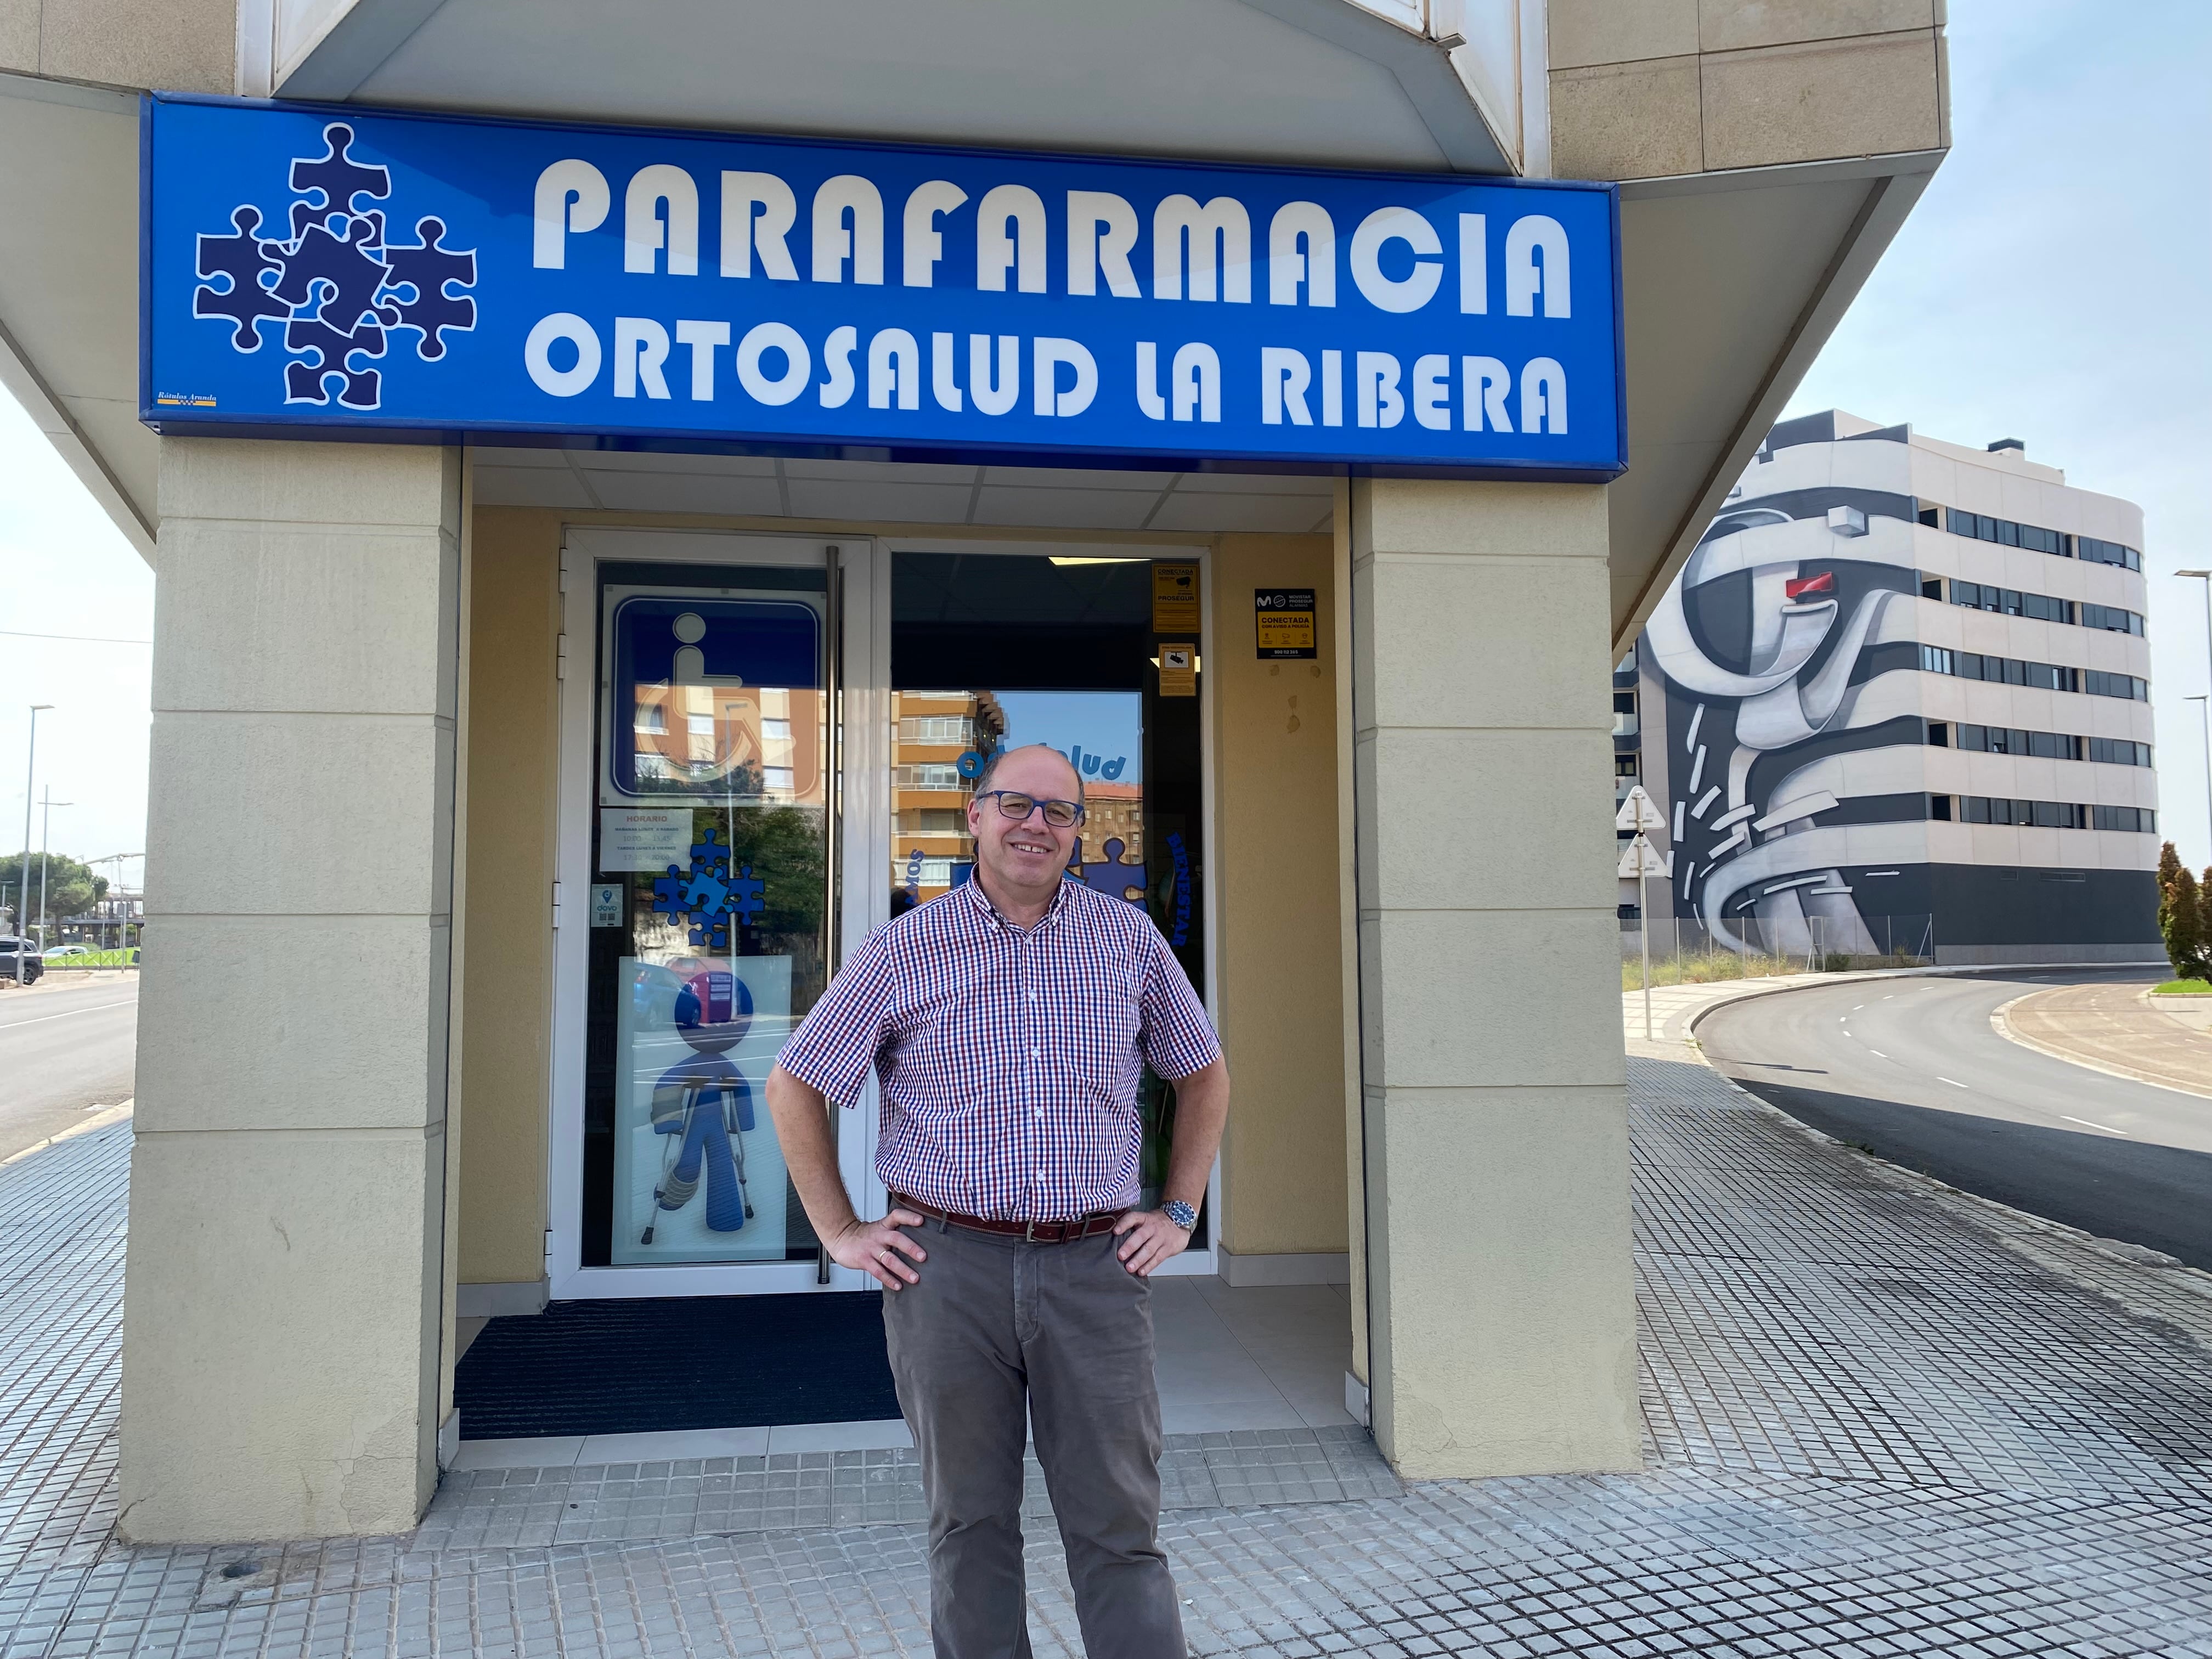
1030, 1047, 1040, 1057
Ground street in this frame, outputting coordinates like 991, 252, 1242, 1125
1699, 970, 2212, 1271
0, 974, 137, 1162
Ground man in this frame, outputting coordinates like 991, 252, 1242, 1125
768, 742, 1229, 1659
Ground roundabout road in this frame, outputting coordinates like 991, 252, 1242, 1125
1697, 969, 2212, 1271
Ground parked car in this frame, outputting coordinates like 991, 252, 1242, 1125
0, 936, 44, 984
43, 943, 93, 961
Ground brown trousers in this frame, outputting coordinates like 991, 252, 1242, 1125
882, 1214, 1183, 1659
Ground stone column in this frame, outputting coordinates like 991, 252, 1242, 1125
1349, 477, 1638, 1479
121, 438, 461, 1542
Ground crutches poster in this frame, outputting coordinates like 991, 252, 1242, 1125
611, 953, 794, 1263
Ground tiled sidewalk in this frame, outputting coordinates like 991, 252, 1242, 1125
7, 1051, 2212, 1658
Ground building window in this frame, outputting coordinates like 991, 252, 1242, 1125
1959, 796, 2088, 829
1614, 754, 1640, 777
2080, 602, 2146, 635
894, 763, 965, 789
2078, 536, 2142, 572
1925, 720, 1949, 746
2083, 669, 2148, 701
1940, 506, 2091, 562
1925, 648, 2086, 693
1929, 793, 1954, 820
2092, 804, 2158, 833
2086, 737, 2153, 766
898, 715, 976, 743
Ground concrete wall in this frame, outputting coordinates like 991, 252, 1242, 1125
454, 507, 563, 1299
1348, 477, 1638, 1480
1210, 534, 1349, 1276
123, 437, 461, 1542
1548, 0, 1947, 180
0, 0, 233, 91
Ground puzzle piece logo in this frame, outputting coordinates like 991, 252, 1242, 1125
650, 829, 768, 950
190, 122, 478, 409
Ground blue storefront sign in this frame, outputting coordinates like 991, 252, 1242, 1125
142, 93, 1624, 478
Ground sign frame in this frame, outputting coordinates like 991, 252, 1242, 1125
1254, 588, 1318, 659
140, 90, 1628, 483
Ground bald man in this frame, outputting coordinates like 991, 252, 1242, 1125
770, 742, 1229, 1659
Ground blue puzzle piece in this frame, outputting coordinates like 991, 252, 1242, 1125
680, 867, 731, 916
727, 865, 766, 926
650, 866, 687, 923
283, 313, 385, 409
377, 217, 477, 361
193, 205, 289, 350
690, 829, 731, 875
270, 217, 394, 334
288, 122, 391, 239
1070, 836, 1148, 907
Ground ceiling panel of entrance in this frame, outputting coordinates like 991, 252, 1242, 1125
470, 449, 1337, 536
285, 0, 1507, 174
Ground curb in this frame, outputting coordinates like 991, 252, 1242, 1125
0, 1100, 134, 1171
1988, 991, 2212, 1103
1673, 961, 2168, 1045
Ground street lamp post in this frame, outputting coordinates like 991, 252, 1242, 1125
2190, 696, 2212, 861
2177, 571, 2212, 860
13, 704, 52, 936
37, 789, 73, 947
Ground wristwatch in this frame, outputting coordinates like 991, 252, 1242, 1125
1162, 1198, 1198, 1232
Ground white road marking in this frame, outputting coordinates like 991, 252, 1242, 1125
1938, 1076, 1968, 1088
2061, 1115, 2129, 1136
0, 998, 136, 1031
1853, 1003, 1865, 1011
1869, 1050, 1888, 1059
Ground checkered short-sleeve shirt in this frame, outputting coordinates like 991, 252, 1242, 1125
776, 876, 1221, 1221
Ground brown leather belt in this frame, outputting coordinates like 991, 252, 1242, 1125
893, 1192, 1128, 1244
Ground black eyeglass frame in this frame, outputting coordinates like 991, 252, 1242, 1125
974, 789, 1087, 828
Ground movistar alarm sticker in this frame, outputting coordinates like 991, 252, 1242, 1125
190, 121, 478, 409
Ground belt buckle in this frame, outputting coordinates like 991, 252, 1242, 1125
1024, 1218, 1040, 1243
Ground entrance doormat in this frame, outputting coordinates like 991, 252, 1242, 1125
455, 1291, 899, 1440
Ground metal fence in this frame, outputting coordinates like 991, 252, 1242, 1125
1621, 913, 1935, 986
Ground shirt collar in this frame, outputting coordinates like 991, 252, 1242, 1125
961, 870, 1071, 933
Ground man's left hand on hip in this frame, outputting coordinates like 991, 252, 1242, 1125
1113, 1208, 1192, 1277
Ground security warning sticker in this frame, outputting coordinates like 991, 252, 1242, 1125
1158, 643, 1198, 697
1255, 589, 1317, 659
1153, 563, 1200, 633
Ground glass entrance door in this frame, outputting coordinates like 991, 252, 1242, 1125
888, 550, 1210, 1248
550, 531, 871, 1296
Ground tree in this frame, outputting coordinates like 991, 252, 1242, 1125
0, 853, 109, 933
2155, 842, 2211, 983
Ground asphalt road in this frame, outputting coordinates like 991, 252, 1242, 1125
0, 975, 138, 1162
1699, 970, 2212, 1272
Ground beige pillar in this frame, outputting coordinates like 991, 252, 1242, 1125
1350, 477, 1638, 1479
122, 438, 462, 1542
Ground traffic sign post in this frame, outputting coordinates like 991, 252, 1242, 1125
1615, 788, 1671, 1041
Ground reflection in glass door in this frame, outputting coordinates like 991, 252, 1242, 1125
581, 560, 833, 1267
889, 552, 1206, 1234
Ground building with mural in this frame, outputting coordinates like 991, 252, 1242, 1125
1617, 411, 2160, 964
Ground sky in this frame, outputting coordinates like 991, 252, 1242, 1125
1780, 0, 2212, 867
1, 0, 2207, 890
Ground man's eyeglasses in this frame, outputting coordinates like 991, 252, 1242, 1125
976, 790, 1085, 828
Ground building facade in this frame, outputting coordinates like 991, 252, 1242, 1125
0, 0, 1951, 1541
1618, 411, 2160, 963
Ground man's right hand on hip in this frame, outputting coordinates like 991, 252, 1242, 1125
830, 1210, 928, 1290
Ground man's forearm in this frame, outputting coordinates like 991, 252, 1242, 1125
766, 1064, 860, 1239
1161, 1058, 1229, 1214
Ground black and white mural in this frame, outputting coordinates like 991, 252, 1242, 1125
1644, 487, 1922, 953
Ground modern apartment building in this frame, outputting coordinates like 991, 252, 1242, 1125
1618, 411, 2160, 963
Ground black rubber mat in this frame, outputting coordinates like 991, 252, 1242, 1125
455, 1291, 899, 1439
